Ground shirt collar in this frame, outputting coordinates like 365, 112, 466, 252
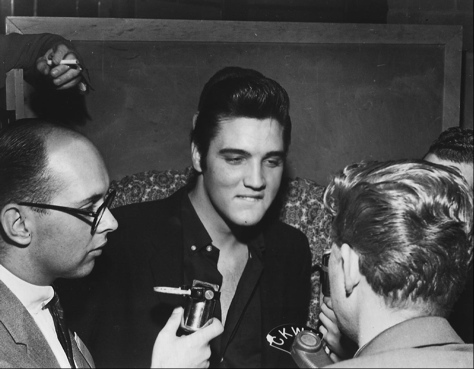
181, 190, 213, 252
0, 263, 54, 315
181, 190, 266, 257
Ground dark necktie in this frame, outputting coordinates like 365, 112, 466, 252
43, 292, 76, 368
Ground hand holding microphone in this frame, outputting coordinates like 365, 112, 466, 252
151, 306, 223, 368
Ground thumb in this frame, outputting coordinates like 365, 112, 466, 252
194, 318, 224, 342
36, 57, 50, 76
51, 44, 70, 64
161, 306, 184, 335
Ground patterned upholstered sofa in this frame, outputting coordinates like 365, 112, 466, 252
109, 167, 332, 328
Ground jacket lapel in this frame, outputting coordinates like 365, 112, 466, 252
148, 190, 185, 304
260, 232, 290, 367
0, 280, 61, 368
71, 331, 95, 368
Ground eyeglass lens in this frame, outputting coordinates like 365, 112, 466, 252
91, 191, 115, 234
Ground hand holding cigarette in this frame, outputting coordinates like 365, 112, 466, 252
37, 43, 86, 91
46, 59, 81, 68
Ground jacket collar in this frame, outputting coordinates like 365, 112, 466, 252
357, 316, 463, 358
0, 279, 61, 367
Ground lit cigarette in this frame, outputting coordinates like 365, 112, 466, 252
46, 59, 80, 66
154, 286, 191, 296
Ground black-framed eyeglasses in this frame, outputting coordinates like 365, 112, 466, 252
19, 190, 116, 235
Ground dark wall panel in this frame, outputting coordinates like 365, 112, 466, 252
66, 41, 444, 184
8, 18, 461, 185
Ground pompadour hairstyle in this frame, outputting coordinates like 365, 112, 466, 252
426, 127, 473, 164
190, 66, 292, 171
324, 159, 473, 317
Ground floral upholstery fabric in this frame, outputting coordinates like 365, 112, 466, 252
109, 167, 332, 328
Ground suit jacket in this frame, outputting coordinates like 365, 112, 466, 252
326, 317, 473, 368
62, 187, 311, 368
0, 280, 94, 368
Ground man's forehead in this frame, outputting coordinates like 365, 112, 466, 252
46, 134, 110, 199
213, 117, 284, 147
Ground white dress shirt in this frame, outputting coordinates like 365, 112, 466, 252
0, 264, 73, 368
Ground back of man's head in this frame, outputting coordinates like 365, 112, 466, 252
425, 127, 473, 164
324, 159, 473, 316
424, 127, 473, 189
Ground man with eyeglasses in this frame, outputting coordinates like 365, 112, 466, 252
0, 119, 223, 368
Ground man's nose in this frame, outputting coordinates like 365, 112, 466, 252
243, 162, 266, 190
96, 207, 118, 233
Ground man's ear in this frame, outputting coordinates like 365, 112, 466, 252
340, 243, 361, 296
1, 205, 32, 246
191, 142, 203, 173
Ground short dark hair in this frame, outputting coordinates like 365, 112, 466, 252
190, 66, 292, 170
324, 159, 473, 317
425, 127, 473, 164
0, 119, 68, 211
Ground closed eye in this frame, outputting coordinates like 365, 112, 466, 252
82, 205, 97, 214
225, 156, 245, 165
265, 157, 284, 167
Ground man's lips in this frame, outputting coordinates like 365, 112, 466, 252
236, 194, 264, 201
90, 242, 107, 253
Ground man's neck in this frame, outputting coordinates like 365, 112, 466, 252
357, 290, 427, 348
188, 184, 250, 252
0, 252, 53, 286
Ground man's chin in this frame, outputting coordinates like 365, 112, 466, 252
232, 215, 265, 227
67, 261, 96, 279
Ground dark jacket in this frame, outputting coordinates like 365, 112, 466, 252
61, 187, 311, 368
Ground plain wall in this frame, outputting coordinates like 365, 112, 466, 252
11, 18, 462, 185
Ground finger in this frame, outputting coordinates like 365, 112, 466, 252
318, 312, 332, 331
319, 311, 339, 339
50, 44, 76, 65
319, 315, 341, 350
51, 64, 81, 79
318, 324, 328, 337
323, 296, 333, 308
54, 75, 82, 90
329, 352, 342, 363
52, 67, 82, 89
321, 302, 336, 321
36, 59, 51, 76
160, 307, 184, 335
194, 318, 224, 342
36, 49, 53, 76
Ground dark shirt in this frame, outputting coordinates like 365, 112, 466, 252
181, 192, 264, 367
58, 186, 311, 368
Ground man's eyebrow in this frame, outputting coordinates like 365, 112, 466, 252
219, 148, 250, 156
218, 148, 286, 158
76, 193, 104, 207
263, 151, 286, 159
